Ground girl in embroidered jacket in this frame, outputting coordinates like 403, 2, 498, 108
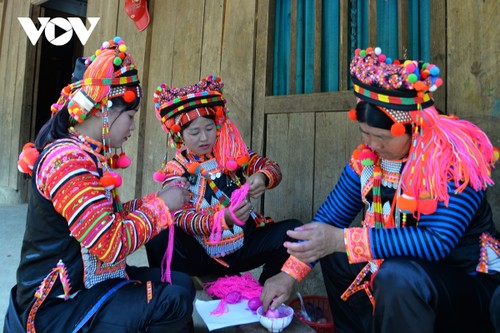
6, 37, 195, 333
146, 76, 305, 310
284, 47, 500, 333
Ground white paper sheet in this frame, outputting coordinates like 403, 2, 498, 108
195, 299, 260, 331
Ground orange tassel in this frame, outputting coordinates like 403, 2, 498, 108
397, 193, 417, 213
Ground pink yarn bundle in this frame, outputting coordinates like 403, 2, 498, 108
205, 273, 263, 316
210, 183, 250, 243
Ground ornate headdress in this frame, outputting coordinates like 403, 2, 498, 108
19, 37, 142, 198
153, 75, 250, 182
51, 36, 142, 123
348, 47, 498, 217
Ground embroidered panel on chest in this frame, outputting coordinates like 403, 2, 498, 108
360, 161, 402, 198
190, 159, 230, 209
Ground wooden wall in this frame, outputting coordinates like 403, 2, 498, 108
446, 0, 500, 228
0, 0, 31, 203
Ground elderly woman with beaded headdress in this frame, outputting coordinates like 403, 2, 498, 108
283, 47, 500, 333
147, 76, 307, 310
5, 37, 195, 333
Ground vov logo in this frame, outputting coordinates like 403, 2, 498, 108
18, 17, 100, 46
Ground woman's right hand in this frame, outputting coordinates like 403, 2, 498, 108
157, 186, 191, 211
224, 199, 252, 226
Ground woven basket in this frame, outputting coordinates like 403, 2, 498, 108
288, 295, 335, 333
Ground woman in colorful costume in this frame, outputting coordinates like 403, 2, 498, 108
4, 37, 195, 333
283, 47, 500, 333
146, 76, 306, 308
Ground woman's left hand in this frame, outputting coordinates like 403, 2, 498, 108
247, 173, 267, 199
283, 222, 344, 263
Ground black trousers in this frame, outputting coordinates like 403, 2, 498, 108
12, 267, 195, 333
320, 253, 499, 333
491, 285, 500, 333
146, 219, 302, 285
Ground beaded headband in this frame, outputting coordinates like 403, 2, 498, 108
154, 75, 226, 147
350, 46, 442, 111
51, 36, 141, 123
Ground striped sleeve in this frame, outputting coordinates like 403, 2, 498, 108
174, 207, 226, 237
245, 150, 282, 189
314, 163, 364, 227
366, 184, 484, 262
37, 142, 171, 264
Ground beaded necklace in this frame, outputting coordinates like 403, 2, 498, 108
68, 126, 104, 155
179, 150, 242, 207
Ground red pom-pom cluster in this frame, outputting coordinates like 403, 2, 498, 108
100, 171, 122, 190
18, 142, 40, 176
390, 123, 406, 136
347, 109, 357, 121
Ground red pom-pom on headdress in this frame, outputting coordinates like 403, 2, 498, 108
390, 122, 406, 136
348, 109, 357, 121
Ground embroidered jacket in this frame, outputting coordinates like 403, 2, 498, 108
314, 145, 499, 274
162, 149, 281, 259
16, 137, 171, 310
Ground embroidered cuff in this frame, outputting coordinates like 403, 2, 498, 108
144, 193, 172, 232
260, 170, 278, 189
281, 255, 311, 281
345, 227, 373, 264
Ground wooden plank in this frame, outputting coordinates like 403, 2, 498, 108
84, 0, 120, 53
17, 5, 42, 201
251, 0, 272, 155
141, 0, 179, 197
314, 112, 359, 213
0, 0, 4, 56
264, 113, 315, 223
200, 0, 224, 76
170, 0, 204, 86
429, 0, 446, 112
0, 0, 30, 195
264, 90, 353, 114
398, 0, 408, 55
446, 1, 498, 117
219, 0, 256, 145
368, 0, 377, 46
